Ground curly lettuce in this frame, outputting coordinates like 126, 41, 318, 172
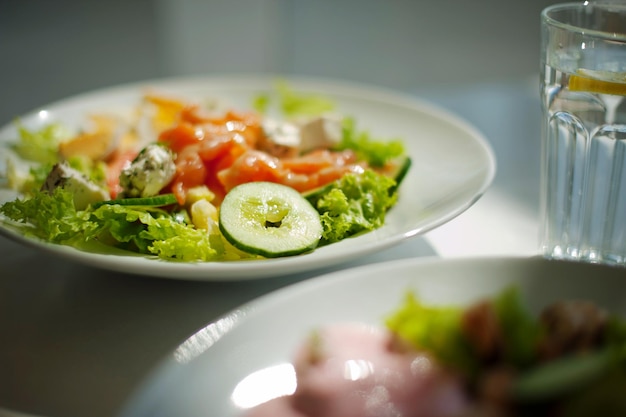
0, 187, 90, 243
85, 203, 221, 261
0, 188, 221, 262
308, 169, 397, 245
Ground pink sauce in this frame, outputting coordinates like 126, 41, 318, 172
243, 323, 469, 417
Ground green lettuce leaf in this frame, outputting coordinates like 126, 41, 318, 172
7, 162, 55, 196
85, 204, 221, 261
253, 80, 335, 117
492, 287, 542, 368
385, 288, 543, 377
0, 188, 91, 243
337, 117, 406, 167
67, 155, 108, 187
12, 122, 69, 165
385, 292, 476, 374
0, 188, 221, 262
309, 170, 397, 245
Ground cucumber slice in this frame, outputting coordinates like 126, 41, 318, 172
387, 155, 412, 193
92, 193, 178, 209
219, 182, 323, 258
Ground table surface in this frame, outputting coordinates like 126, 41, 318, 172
0, 79, 542, 417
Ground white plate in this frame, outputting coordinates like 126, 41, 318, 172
0, 75, 495, 280
118, 256, 626, 417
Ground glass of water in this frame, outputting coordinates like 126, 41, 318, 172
540, 2, 626, 266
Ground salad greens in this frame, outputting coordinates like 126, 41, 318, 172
386, 288, 626, 415
12, 122, 69, 165
65, 155, 108, 186
386, 290, 477, 374
7, 121, 106, 194
386, 288, 546, 376
1, 187, 89, 243
0, 84, 410, 262
492, 286, 543, 367
339, 117, 405, 167
0, 188, 223, 261
1, 165, 398, 261
308, 170, 397, 245
253, 80, 335, 117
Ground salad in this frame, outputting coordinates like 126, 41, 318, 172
243, 288, 626, 417
0, 82, 411, 262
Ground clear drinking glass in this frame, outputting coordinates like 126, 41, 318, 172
540, 2, 626, 266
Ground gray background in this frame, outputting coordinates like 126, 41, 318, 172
0, 0, 556, 126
